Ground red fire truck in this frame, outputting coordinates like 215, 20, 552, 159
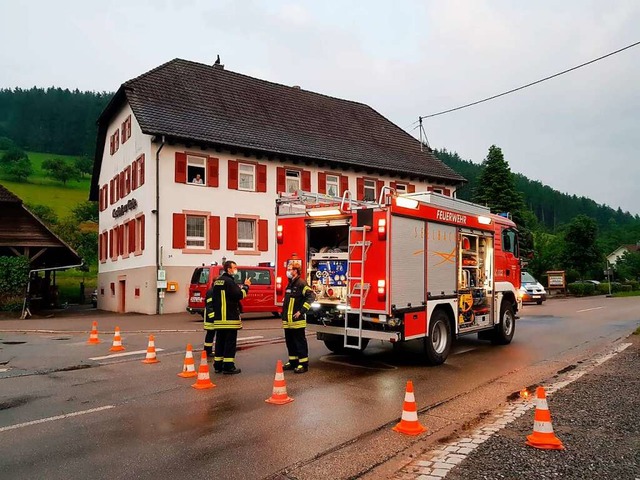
275, 189, 521, 365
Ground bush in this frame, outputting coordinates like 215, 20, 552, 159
0, 295, 24, 312
598, 282, 624, 294
621, 284, 632, 292
568, 282, 596, 296
624, 280, 639, 291
0, 256, 30, 296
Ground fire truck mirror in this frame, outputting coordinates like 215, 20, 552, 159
356, 208, 373, 228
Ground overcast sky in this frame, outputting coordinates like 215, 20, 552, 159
1, 0, 639, 215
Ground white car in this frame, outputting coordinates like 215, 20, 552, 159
520, 272, 547, 304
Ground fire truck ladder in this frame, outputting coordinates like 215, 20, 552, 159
345, 226, 371, 349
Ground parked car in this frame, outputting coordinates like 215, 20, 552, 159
520, 271, 547, 304
574, 279, 601, 285
187, 265, 279, 317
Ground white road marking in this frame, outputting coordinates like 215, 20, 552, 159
396, 342, 632, 479
0, 405, 115, 433
576, 306, 604, 313
0, 368, 9, 373
238, 335, 264, 342
89, 349, 165, 360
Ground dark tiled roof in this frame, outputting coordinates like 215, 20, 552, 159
122, 59, 465, 183
0, 183, 22, 203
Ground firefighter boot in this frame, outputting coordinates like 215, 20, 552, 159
213, 359, 223, 373
223, 365, 242, 375
293, 363, 308, 374
283, 358, 298, 371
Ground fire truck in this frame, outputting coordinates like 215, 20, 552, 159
275, 189, 521, 365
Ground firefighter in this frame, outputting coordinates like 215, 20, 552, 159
282, 262, 316, 374
203, 300, 216, 358
210, 260, 251, 374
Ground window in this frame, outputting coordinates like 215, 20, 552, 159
286, 170, 300, 193
187, 155, 206, 185
237, 219, 256, 250
238, 163, 255, 191
502, 228, 518, 256
326, 175, 339, 197
190, 267, 210, 285
432, 187, 444, 194
186, 216, 206, 248
363, 179, 376, 201
395, 183, 407, 194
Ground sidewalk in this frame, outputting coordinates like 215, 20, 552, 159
394, 333, 640, 480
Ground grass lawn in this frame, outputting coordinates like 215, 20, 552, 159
0, 150, 90, 218
612, 290, 640, 298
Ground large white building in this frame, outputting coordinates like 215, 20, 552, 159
90, 59, 465, 314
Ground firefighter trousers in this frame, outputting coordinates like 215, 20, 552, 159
214, 329, 238, 371
284, 328, 308, 366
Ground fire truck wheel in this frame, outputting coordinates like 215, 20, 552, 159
424, 309, 452, 365
323, 336, 369, 354
492, 300, 516, 345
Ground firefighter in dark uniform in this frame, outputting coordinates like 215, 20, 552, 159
282, 262, 316, 374
203, 294, 216, 358
208, 261, 250, 374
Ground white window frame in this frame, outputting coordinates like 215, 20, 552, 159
187, 155, 206, 186
186, 215, 206, 248
238, 163, 256, 191
326, 174, 339, 197
237, 218, 256, 250
395, 183, 407, 194
363, 179, 376, 202
286, 170, 301, 193
432, 187, 444, 194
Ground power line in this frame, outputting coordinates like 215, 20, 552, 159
419, 40, 640, 120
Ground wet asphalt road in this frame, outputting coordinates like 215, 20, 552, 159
0, 296, 639, 480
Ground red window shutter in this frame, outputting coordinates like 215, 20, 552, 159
121, 122, 126, 143
318, 172, 327, 194
109, 229, 114, 259
356, 177, 364, 201
257, 164, 267, 192
172, 213, 186, 249
208, 215, 220, 250
226, 217, 238, 250
140, 215, 145, 251
114, 130, 119, 152
258, 219, 268, 252
109, 179, 114, 204
427, 186, 435, 192
118, 225, 124, 256
340, 175, 349, 195
175, 152, 187, 183
131, 159, 138, 190
98, 233, 103, 261
228, 160, 238, 190
408, 183, 416, 193
138, 154, 145, 186
125, 166, 132, 195
109, 134, 114, 155
128, 221, 136, 254
276, 167, 285, 193
119, 172, 125, 199
376, 180, 384, 200
207, 157, 219, 187
302, 170, 311, 192
442, 188, 451, 196
98, 187, 103, 211
114, 175, 120, 201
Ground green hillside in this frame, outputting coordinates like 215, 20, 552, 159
0, 151, 89, 218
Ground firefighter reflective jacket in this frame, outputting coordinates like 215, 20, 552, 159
205, 272, 248, 330
282, 276, 315, 329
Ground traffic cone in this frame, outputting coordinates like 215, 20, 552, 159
87, 321, 100, 345
177, 344, 197, 378
526, 386, 564, 450
109, 326, 125, 352
142, 335, 159, 364
392, 380, 427, 436
265, 360, 294, 405
191, 350, 216, 389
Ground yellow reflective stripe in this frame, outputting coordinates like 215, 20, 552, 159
223, 358, 235, 362
214, 356, 223, 361
302, 302, 310, 310
221, 290, 226, 320
287, 298, 295, 323
289, 356, 298, 360
241, 288, 247, 298
302, 286, 311, 294
298, 357, 308, 362
204, 323, 215, 330
206, 297, 212, 303
207, 312, 214, 318
204, 342, 213, 347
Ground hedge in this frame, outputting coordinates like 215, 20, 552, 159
567, 282, 596, 296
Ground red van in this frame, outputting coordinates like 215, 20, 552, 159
187, 265, 279, 317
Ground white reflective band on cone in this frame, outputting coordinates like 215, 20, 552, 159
402, 411, 419, 422
533, 420, 554, 433
536, 398, 549, 410
275, 372, 284, 381
273, 386, 286, 395
405, 392, 415, 402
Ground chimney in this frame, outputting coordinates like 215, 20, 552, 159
292, 85, 301, 90
213, 64, 225, 70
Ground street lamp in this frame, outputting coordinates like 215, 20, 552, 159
605, 260, 613, 298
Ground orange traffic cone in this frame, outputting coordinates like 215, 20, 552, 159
87, 321, 100, 345
109, 326, 125, 352
265, 360, 294, 405
393, 380, 427, 436
178, 344, 197, 378
142, 335, 159, 364
526, 386, 564, 450
191, 350, 216, 389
